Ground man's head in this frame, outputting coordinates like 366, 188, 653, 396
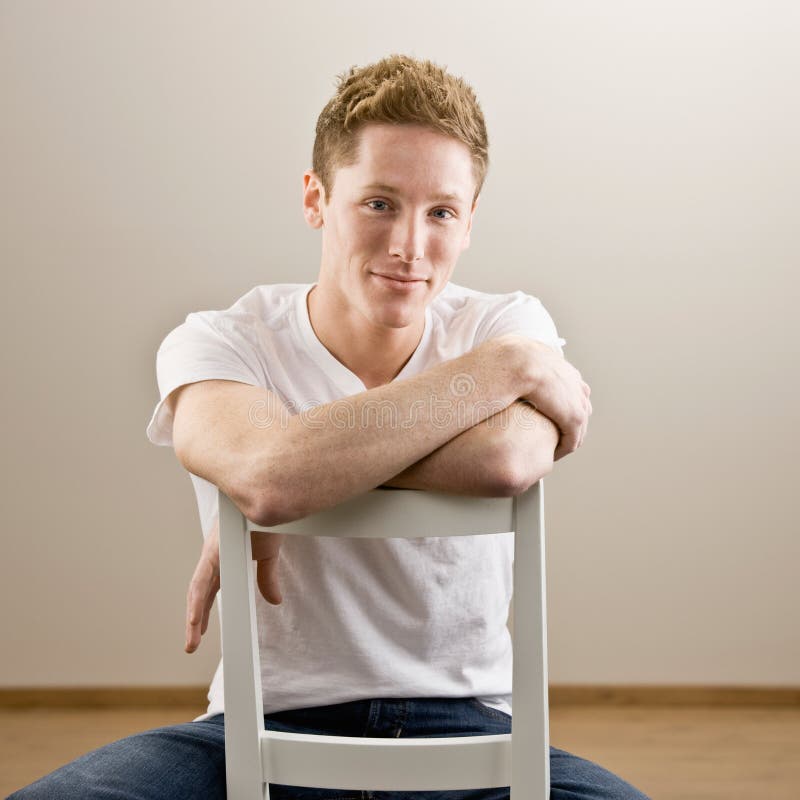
303, 54, 490, 333
310, 53, 489, 207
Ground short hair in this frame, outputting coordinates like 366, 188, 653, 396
312, 53, 489, 205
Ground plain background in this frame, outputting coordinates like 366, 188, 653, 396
1, 1, 797, 693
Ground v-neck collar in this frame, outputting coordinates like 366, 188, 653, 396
295, 283, 432, 394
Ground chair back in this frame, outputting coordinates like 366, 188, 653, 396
218, 482, 549, 799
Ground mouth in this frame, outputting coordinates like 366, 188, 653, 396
371, 273, 428, 291
371, 272, 428, 286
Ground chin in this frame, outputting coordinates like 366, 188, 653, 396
364, 287, 415, 313
371, 302, 418, 329
376, 310, 415, 329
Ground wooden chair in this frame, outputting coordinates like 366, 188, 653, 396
217, 481, 550, 799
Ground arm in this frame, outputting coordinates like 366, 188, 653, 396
382, 400, 559, 495
171, 334, 536, 527
181, 337, 586, 651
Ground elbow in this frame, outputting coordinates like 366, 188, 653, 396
494, 443, 554, 497
250, 495, 312, 529
237, 427, 314, 528
249, 502, 290, 529
174, 445, 275, 525
233, 452, 292, 528
241, 453, 312, 528
242, 484, 293, 531
244, 486, 293, 529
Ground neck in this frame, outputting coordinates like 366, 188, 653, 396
306, 282, 425, 388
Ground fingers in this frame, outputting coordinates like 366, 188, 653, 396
256, 557, 283, 605
524, 355, 592, 462
252, 532, 284, 605
185, 599, 201, 653
185, 558, 219, 654
185, 583, 204, 653
576, 383, 591, 448
200, 573, 219, 635
186, 530, 283, 653
553, 385, 592, 461
184, 519, 223, 654
569, 376, 592, 452
554, 429, 580, 461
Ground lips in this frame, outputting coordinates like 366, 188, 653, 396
372, 272, 427, 282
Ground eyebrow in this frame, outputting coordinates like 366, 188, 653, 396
361, 183, 463, 203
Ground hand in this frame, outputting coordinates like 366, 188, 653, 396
516, 339, 593, 462
253, 530, 285, 607
184, 515, 285, 654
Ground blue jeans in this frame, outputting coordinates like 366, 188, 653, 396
7, 697, 651, 799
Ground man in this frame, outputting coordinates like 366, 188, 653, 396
9, 54, 650, 800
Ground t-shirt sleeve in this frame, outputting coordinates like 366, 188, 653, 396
475, 290, 567, 357
145, 311, 264, 447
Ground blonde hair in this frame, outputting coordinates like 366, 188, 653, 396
312, 53, 489, 204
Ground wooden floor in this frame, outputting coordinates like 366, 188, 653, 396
2, 704, 799, 798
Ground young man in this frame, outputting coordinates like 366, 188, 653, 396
9, 54, 650, 800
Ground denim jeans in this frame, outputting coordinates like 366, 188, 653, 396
7, 697, 651, 799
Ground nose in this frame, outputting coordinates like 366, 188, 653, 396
389, 213, 425, 263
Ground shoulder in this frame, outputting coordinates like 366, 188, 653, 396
433, 281, 547, 317
431, 280, 554, 331
431, 281, 565, 353
159, 283, 308, 346
188, 283, 307, 332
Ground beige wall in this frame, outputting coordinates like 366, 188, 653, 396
1, 1, 797, 691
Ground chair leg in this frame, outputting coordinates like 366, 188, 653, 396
219, 490, 267, 800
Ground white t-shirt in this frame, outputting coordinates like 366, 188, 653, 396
146, 281, 565, 720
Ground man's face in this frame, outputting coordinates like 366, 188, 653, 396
303, 123, 479, 331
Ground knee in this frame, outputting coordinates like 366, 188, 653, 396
549, 746, 652, 800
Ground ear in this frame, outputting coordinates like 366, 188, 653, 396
461, 194, 480, 252
302, 170, 326, 229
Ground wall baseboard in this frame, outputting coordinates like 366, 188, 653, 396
548, 685, 800, 707
0, 687, 208, 709
1, 685, 798, 710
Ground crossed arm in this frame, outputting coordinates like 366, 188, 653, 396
381, 399, 560, 495
183, 398, 562, 653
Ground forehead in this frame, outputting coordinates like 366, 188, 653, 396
342, 123, 475, 201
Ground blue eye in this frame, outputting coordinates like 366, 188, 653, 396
366, 200, 454, 219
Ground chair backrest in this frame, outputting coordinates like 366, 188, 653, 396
217, 481, 550, 800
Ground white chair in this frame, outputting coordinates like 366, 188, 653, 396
217, 481, 550, 799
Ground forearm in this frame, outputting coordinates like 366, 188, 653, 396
380, 417, 510, 496
250, 335, 533, 525
382, 400, 560, 496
